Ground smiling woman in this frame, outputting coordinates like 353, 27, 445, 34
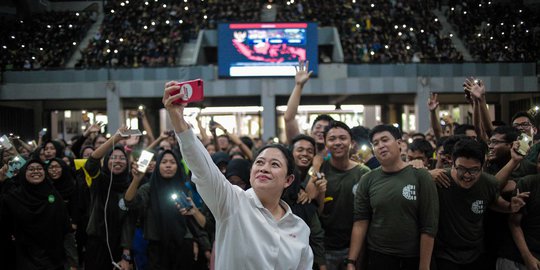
162, 81, 313, 270
0, 159, 70, 270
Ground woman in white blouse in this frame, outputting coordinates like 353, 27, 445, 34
162, 81, 314, 270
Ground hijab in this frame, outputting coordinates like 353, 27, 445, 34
91, 145, 130, 240
149, 150, 188, 247
4, 159, 69, 265
47, 158, 75, 200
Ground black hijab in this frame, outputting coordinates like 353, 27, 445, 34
42, 140, 64, 159
92, 145, 130, 241
4, 159, 69, 266
47, 158, 75, 200
149, 150, 188, 247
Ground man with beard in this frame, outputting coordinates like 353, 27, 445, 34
347, 124, 439, 270
317, 121, 370, 270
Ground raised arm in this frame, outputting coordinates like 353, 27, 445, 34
163, 81, 240, 220
139, 110, 156, 143
284, 60, 313, 144
472, 98, 488, 142
196, 115, 211, 146
495, 142, 523, 189
90, 126, 127, 160
214, 122, 253, 161
145, 131, 169, 151
428, 92, 443, 140
465, 78, 493, 136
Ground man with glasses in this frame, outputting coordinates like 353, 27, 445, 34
434, 138, 529, 270
511, 111, 540, 164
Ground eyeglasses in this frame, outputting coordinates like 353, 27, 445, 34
454, 165, 481, 176
27, 166, 44, 172
488, 139, 509, 146
513, 122, 532, 128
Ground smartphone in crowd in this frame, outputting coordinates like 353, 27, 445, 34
171, 79, 204, 104
0, 135, 13, 150
6, 155, 26, 178
119, 129, 142, 137
172, 191, 192, 210
137, 150, 155, 173
516, 134, 532, 156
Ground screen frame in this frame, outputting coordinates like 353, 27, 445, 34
217, 22, 319, 78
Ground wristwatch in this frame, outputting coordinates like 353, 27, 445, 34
121, 253, 132, 262
343, 258, 356, 265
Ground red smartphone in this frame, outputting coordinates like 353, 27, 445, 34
171, 79, 204, 104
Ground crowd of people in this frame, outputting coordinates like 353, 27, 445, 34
76, 0, 261, 68
1, 61, 540, 270
277, 0, 463, 63
0, 11, 94, 71
2, 0, 538, 70
447, 0, 540, 62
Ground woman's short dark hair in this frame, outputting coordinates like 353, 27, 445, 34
254, 144, 295, 176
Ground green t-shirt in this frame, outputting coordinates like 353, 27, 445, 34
525, 142, 540, 164
354, 166, 439, 257
435, 171, 499, 264
319, 161, 370, 250
515, 174, 540, 260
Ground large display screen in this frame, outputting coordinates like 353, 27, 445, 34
218, 22, 318, 77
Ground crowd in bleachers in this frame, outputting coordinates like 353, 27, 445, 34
447, 0, 540, 62
1, 62, 540, 269
76, 0, 261, 68
1, 0, 538, 68
0, 11, 94, 71
276, 0, 463, 63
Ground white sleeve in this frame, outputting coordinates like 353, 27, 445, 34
176, 129, 242, 220
297, 244, 314, 270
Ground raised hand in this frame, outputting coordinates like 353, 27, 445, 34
463, 77, 485, 100
163, 81, 187, 113
427, 92, 439, 111
295, 60, 313, 86
296, 189, 311, 204
430, 169, 451, 188
510, 189, 530, 212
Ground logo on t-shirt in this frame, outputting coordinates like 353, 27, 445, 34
402, 184, 417, 200
352, 183, 359, 196
471, 200, 485, 214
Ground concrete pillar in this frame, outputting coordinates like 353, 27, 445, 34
261, 79, 276, 141
106, 82, 123, 133
415, 83, 431, 133
33, 101, 44, 138
364, 105, 378, 128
